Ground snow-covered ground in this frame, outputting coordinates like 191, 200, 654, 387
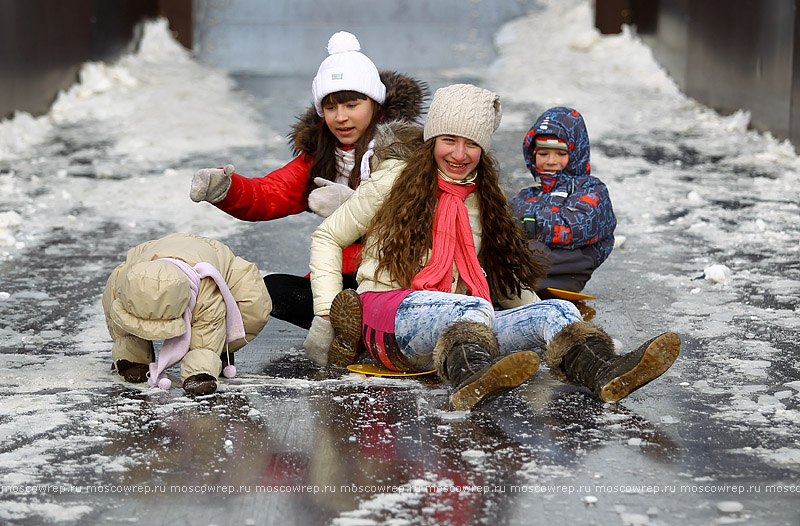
1, 1, 799, 524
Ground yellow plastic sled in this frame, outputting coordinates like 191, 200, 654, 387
347, 364, 437, 377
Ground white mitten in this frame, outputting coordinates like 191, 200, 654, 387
190, 164, 235, 203
303, 316, 334, 366
308, 177, 354, 217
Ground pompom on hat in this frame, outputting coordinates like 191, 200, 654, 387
423, 84, 502, 151
312, 31, 386, 117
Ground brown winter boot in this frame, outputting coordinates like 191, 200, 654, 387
433, 321, 540, 411
114, 360, 150, 383
545, 321, 680, 402
183, 373, 218, 395
328, 289, 363, 368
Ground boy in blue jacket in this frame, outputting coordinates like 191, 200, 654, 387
510, 107, 616, 296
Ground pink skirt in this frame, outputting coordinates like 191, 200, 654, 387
360, 289, 413, 371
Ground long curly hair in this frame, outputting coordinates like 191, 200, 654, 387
365, 139, 548, 299
307, 91, 382, 189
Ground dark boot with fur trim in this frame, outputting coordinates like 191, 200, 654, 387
328, 289, 363, 368
546, 321, 680, 402
433, 321, 540, 411
183, 373, 217, 395
113, 360, 150, 383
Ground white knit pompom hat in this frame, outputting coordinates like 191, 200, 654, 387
423, 84, 502, 151
311, 31, 387, 117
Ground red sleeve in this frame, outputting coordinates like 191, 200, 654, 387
341, 244, 363, 276
214, 155, 313, 221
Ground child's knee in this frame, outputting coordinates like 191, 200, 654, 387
459, 297, 495, 326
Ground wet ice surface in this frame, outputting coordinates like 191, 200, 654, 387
1, 1, 799, 524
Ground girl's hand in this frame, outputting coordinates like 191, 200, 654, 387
308, 177, 354, 217
190, 164, 234, 203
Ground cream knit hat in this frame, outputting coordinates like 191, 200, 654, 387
311, 31, 387, 117
423, 84, 502, 151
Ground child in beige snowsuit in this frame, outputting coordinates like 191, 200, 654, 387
102, 233, 271, 395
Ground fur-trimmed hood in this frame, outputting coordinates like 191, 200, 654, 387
289, 70, 429, 156
370, 120, 425, 168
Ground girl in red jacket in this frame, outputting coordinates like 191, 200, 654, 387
189, 31, 428, 329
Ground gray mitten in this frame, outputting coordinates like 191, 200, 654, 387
190, 164, 235, 203
308, 177, 355, 217
303, 316, 334, 366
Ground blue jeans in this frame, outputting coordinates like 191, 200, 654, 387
393, 291, 582, 370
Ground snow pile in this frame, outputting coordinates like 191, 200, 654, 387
2, 18, 265, 164
0, 113, 52, 162
489, 0, 684, 138
0, 210, 22, 248
0, 18, 274, 258
703, 264, 731, 285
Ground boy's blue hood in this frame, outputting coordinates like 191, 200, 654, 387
523, 107, 591, 178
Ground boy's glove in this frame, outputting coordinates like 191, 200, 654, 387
303, 316, 334, 366
520, 216, 538, 239
190, 164, 235, 203
308, 177, 354, 217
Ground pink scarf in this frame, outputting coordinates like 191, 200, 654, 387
410, 177, 491, 301
147, 258, 246, 390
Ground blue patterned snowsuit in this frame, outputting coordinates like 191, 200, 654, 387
509, 107, 616, 293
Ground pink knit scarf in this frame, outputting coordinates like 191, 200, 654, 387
147, 258, 246, 390
410, 177, 491, 301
